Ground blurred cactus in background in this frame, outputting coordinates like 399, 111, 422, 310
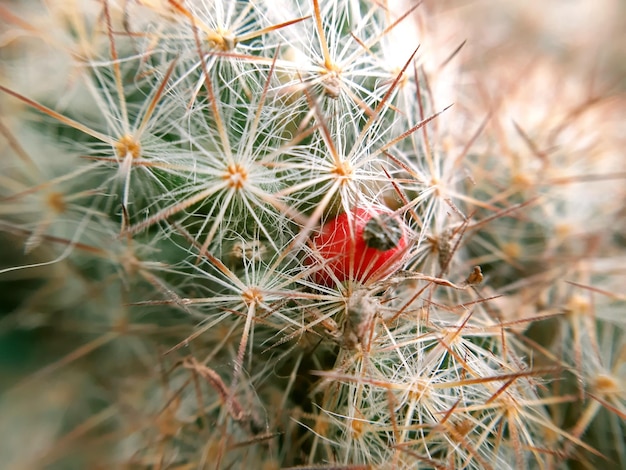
0, 0, 624, 469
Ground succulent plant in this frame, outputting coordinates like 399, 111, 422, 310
1, 1, 624, 469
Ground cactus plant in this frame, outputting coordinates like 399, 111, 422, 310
1, 0, 624, 469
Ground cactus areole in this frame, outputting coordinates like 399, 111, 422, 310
310, 207, 407, 285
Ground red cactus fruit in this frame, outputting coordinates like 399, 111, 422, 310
310, 206, 408, 286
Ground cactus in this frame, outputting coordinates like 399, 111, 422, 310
1, 0, 624, 469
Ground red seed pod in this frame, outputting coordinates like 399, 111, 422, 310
310, 206, 408, 286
